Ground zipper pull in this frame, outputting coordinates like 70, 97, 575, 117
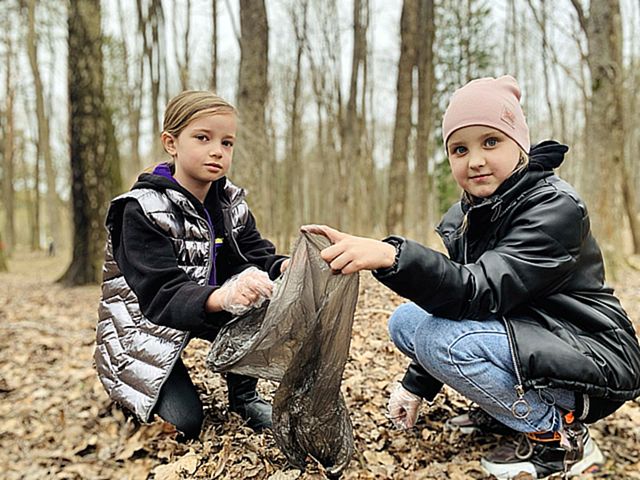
511, 384, 532, 419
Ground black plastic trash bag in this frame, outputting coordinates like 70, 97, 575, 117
207, 232, 359, 475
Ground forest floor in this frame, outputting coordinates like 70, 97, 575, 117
1, 249, 640, 480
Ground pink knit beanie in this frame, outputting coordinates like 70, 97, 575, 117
442, 75, 530, 154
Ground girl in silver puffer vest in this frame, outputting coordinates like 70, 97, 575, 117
96, 91, 289, 440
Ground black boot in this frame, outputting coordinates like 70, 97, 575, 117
226, 373, 273, 431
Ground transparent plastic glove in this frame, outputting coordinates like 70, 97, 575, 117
387, 383, 422, 429
219, 266, 274, 316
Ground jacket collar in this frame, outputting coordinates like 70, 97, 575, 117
133, 163, 226, 219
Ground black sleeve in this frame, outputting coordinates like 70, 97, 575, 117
235, 210, 288, 280
113, 201, 229, 331
374, 191, 585, 320
401, 362, 443, 401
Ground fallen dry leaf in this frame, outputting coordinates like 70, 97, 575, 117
1, 250, 640, 479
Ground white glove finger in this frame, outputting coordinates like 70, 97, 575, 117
239, 290, 258, 304
389, 410, 408, 429
250, 281, 273, 298
243, 275, 273, 296
403, 404, 419, 429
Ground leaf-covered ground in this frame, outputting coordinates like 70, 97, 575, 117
1, 250, 639, 479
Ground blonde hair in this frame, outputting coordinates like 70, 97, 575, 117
162, 90, 236, 138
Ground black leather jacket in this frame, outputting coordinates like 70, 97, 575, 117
374, 141, 640, 422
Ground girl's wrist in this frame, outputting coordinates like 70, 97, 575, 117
381, 242, 398, 268
375, 237, 403, 274
206, 288, 224, 312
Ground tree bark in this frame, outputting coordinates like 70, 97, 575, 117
137, 0, 164, 161
117, 0, 143, 183
23, 0, 59, 247
415, 0, 436, 242
0, 231, 8, 272
210, 0, 218, 92
281, 0, 309, 249
2, 21, 16, 255
60, 0, 121, 285
386, 0, 418, 234
237, 0, 271, 231
571, 0, 626, 272
345, 0, 369, 233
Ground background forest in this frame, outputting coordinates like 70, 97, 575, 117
1, 0, 640, 281
2, 1, 640, 479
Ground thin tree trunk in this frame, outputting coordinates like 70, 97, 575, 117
415, 0, 435, 243
339, 0, 367, 232
621, 160, 640, 253
31, 137, 41, 251
137, 0, 164, 161
282, 0, 308, 249
210, 0, 217, 92
173, 0, 191, 90
0, 229, 8, 272
355, 0, 372, 235
237, 0, 271, 232
23, 0, 59, 247
2, 22, 16, 255
117, 0, 142, 183
386, 0, 418, 234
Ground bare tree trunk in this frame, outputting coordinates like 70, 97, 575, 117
173, 0, 191, 90
31, 139, 41, 251
117, 0, 143, 183
570, 0, 625, 272
339, 0, 367, 232
0, 231, 8, 272
210, 0, 218, 92
22, 0, 59, 247
386, 0, 418, 234
61, 0, 121, 285
237, 0, 271, 232
2, 21, 16, 255
282, 0, 309, 250
137, 0, 164, 161
415, 0, 436, 243
621, 160, 640, 253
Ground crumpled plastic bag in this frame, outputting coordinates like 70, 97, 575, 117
206, 232, 358, 475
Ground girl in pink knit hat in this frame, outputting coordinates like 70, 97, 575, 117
303, 75, 640, 479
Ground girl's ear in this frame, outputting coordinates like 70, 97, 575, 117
161, 132, 177, 156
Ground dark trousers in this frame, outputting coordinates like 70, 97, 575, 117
153, 358, 204, 439
153, 357, 259, 439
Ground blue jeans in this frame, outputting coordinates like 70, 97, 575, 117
388, 303, 576, 433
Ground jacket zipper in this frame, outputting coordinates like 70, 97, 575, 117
503, 316, 531, 419
203, 217, 215, 285
465, 206, 531, 420
223, 192, 249, 263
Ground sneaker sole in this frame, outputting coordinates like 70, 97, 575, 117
481, 436, 604, 479
443, 420, 480, 435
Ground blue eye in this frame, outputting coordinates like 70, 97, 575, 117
485, 137, 498, 147
453, 145, 467, 155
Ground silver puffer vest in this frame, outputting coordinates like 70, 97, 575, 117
95, 179, 248, 421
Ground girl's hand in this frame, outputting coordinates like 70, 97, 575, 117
387, 383, 422, 429
280, 258, 291, 274
206, 267, 274, 315
300, 224, 396, 275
